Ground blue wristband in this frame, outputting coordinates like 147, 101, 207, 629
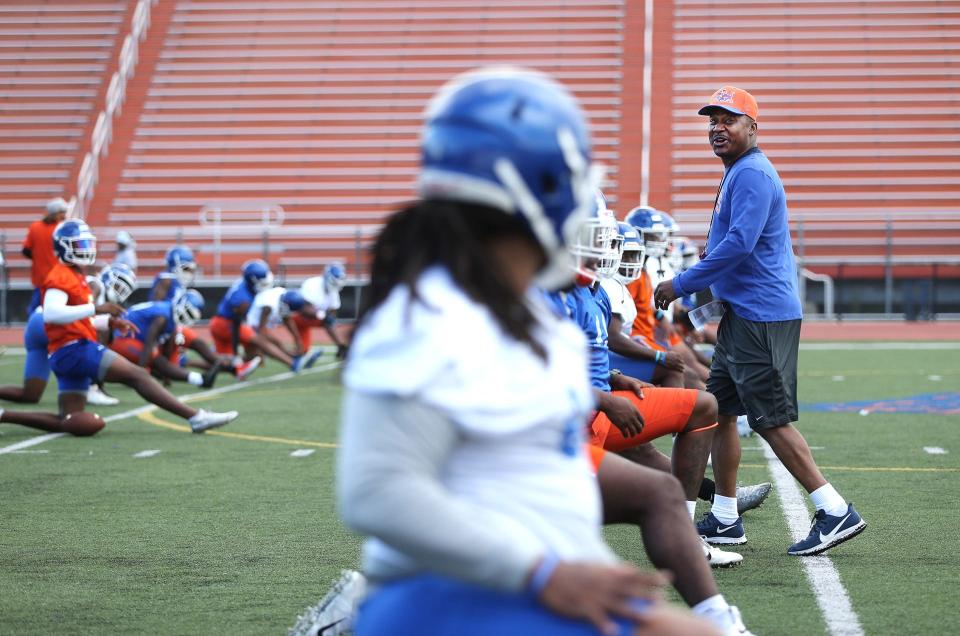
655, 351, 665, 365
527, 553, 560, 596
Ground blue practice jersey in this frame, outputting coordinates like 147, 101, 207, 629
565, 284, 613, 391
216, 279, 254, 319
122, 300, 175, 344
150, 272, 183, 302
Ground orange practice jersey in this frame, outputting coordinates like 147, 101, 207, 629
23, 220, 60, 287
42, 262, 97, 353
626, 270, 662, 349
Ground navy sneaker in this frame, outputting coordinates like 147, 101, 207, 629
788, 503, 866, 556
304, 349, 324, 369
697, 511, 747, 545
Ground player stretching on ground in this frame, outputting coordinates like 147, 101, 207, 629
42, 219, 237, 433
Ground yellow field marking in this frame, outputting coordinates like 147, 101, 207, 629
740, 462, 959, 473
136, 409, 338, 448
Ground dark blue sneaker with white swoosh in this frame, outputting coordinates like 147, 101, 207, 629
788, 503, 866, 556
697, 511, 747, 545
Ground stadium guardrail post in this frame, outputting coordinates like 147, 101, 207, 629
0, 230, 6, 325
884, 215, 893, 315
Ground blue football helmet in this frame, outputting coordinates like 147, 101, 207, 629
99, 263, 137, 304
323, 262, 347, 293
614, 222, 646, 285
165, 245, 197, 286
53, 219, 97, 266
624, 206, 671, 258
241, 259, 273, 292
172, 289, 204, 326
279, 289, 306, 317
418, 67, 603, 290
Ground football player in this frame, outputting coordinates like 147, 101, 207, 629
41, 219, 237, 433
110, 290, 222, 388
151, 245, 259, 382
208, 259, 304, 372
296, 263, 350, 359
246, 287, 323, 368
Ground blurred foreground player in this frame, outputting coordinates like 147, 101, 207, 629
337, 67, 719, 636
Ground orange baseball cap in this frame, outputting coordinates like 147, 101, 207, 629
698, 86, 758, 121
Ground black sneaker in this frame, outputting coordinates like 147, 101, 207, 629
201, 364, 221, 389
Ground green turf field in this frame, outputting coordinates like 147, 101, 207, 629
1, 344, 958, 635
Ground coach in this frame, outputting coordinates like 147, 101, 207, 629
654, 86, 866, 556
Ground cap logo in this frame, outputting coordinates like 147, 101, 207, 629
715, 88, 734, 103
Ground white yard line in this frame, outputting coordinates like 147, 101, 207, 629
762, 439, 865, 636
0, 361, 340, 456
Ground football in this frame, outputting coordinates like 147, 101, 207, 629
62, 411, 106, 437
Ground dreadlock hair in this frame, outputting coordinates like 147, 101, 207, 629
357, 199, 548, 360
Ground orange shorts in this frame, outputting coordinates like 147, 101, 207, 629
586, 443, 607, 473
111, 337, 157, 367
589, 387, 699, 451
209, 315, 256, 355
178, 326, 198, 348
292, 313, 324, 350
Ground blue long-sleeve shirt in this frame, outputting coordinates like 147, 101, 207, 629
673, 148, 802, 322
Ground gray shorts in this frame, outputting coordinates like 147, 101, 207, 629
706, 309, 800, 431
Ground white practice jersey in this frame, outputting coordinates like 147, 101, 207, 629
599, 277, 636, 337
300, 276, 341, 318
246, 286, 286, 329
344, 266, 611, 571
645, 257, 676, 321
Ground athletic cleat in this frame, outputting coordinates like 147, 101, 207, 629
288, 569, 366, 636
304, 349, 324, 369
201, 364, 221, 389
86, 385, 119, 406
697, 512, 747, 545
787, 503, 866, 556
235, 356, 261, 381
701, 536, 743, 568
291, 355, 305, 373
737, 482, 773, 515
700, 605, 755, 636
189, 409, 238, 433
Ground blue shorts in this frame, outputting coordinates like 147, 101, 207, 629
23, 309, 50, 381
609, 351, 656, 383
49, 339, 118, 394
355, 574, 647, 636
26, 288, 42, 315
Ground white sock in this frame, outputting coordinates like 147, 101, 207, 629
187, 371, 204, 387
810, 483, 847, 517
711, 494, 739, 525
0, 407, 5, 422
686, 500, 697, 521
692, 593, 729, 617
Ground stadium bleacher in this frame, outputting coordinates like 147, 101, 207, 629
86, 0, 625, 283
0, 0, 132, 264
668, 0, 960, 281
0, 0, 957, 309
